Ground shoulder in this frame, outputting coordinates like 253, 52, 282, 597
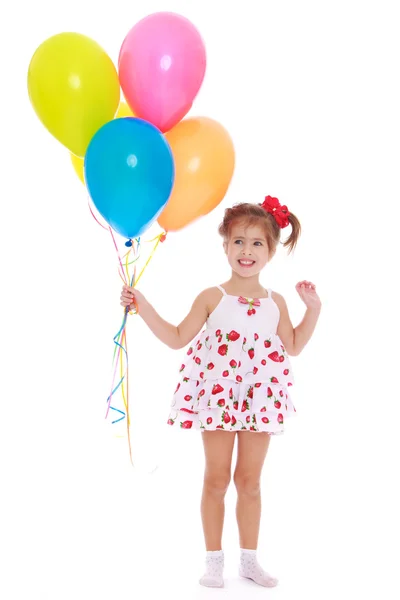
195, 287, 222, 302
270, 291, 288, 311
270, 290, 284, 303
194, 287, 224, 316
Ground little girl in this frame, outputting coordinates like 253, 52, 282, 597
120, 196, 321, 588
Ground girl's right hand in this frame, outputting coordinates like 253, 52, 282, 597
120, 285, 146, 311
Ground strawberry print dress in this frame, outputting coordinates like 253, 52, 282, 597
167, 286, 296, 434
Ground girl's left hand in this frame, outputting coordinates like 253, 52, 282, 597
296, 281, 322, 310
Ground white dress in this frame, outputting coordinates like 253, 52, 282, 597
167, 285, 296, 434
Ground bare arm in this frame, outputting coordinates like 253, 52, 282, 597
274, 293, 297, 355
273, 283, 321, 356
121, 286, 211, 350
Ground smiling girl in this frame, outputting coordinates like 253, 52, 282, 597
120, 196, 322, 588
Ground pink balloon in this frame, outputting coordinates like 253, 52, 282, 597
118, 12, 206, 132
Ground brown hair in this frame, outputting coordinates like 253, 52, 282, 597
218, 202, 301, 254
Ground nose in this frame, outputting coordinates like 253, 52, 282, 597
241, 242, 253, 255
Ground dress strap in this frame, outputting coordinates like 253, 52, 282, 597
267, 288, 273, 298
216, 285, 227, 295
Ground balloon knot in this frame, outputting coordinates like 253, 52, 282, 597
125, 239, 133, 247
160, 233, 167, 243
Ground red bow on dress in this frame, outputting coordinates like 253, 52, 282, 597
238, 296, 261, 306
260, 195, 290, 228
238, 296, 260, 315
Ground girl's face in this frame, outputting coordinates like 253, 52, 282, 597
224, 221, 272, 278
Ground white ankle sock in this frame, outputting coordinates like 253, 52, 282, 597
239, 548, 278, 587
199, 550, 224, 588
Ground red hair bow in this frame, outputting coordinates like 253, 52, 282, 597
261, 195, 290, 228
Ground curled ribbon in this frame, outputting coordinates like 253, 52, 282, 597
106, 229, 166, 466
87, 198, 165, 466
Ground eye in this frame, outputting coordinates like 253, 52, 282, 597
254, 241, 263, 246
234, 239, 243, 245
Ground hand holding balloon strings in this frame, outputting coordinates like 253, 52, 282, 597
105, 227, 167, 461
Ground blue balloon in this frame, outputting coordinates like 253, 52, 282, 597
84, 117, 175, 239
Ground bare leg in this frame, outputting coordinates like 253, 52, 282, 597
199, 431, 236, 588
201, 430, 236, 551
234, 431, 278, 587
234, 431, 270, 549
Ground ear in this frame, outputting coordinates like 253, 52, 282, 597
223, 240, 228, 255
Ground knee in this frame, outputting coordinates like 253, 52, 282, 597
204, 471, 231, 497
234, 471, 261, 497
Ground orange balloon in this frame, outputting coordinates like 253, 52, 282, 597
158, 117, 235, 231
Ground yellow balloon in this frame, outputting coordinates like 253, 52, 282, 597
69, 102, 135, 184
116, 102, 134, 118
28, 32, 120, 157
70, 153, 85, 184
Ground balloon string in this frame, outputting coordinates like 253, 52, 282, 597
109, 227, 128, 285
105, 231, 166, 466
87, 195, 165, 465
87, 196, 133, 284
106, 237, 140, 466
134, 232, 165, 288
105, 311, 128, 420
87, 199, 109, 230
121, 328, 133, 464
116, 235, 161, 268
125, 247, 130, 282
113, 240, 140, 361
105, 313, 133, 463
105, 234, 132, 438
121, 329, 129, 424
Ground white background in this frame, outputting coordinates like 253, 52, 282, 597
1, 0, 400, 598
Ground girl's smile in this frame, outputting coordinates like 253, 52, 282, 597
225, 222, 271, 277
238, 259, 255, 267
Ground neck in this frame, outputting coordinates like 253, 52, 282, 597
225, 272, 265, 296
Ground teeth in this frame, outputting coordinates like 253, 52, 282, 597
240, 260, 254, 265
